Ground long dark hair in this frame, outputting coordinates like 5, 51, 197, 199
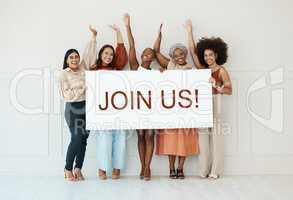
63, 49, 80, 69
96, 45, 116, 68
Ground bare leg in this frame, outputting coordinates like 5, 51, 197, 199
168, 155, 176, 170
137, 130, 146, 179
178, 156, 186, 170
168, 155, 177, 179
177, 156, 186, 179
144, 130, 154, 180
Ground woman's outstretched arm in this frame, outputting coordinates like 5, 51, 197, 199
110, 24, 128, 70
153, 24, 170, 68
110, 24, 124, 44
184, 20, 205, 69
81, 25, 97, 70
123, 13, 139, 70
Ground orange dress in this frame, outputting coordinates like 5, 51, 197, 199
156, 61, 199, 156
156, 128, 199, 156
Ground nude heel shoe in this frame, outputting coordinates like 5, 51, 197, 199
144, 168, 151, 181
98, 169, 107, 180
112, 169, 120, 180
73, 168, 85, 181
64, 169, 75, 181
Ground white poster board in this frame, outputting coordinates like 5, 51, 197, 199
86, 69, 213, 130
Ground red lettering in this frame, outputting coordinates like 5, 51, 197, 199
161, 90, 175, 109
178, 89, 192, 108
111, 91, 128, 110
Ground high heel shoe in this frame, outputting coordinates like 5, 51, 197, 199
98, 169, 107, 180
208, 174, 220, 180
73, 168, 85, 181
139, 168, 144, 180
112, 168, 120, 180
169, 169, 177, 179
199, 174, 208, 179
64, 169, 75, 181
176, 168, 185, 179
144, 168, 151, 181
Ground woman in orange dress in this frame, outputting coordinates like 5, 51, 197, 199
153, 24, 199, 179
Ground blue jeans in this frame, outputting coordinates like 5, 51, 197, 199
95, 130, 127, 172
64, 101, 89, 170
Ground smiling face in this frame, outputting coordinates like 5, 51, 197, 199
204, 49, 217, 66
101, 47, 114, 65
173, 48, 187, 65
67, 52, 80, 70
141, 48, 155, 63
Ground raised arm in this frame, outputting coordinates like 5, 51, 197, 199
123, 13, 139, 70
153, 24, 170, 68
184, 20, 205, 69
110, 24, 128, 70
81, 25, 97, 70
110, 24, 124, 44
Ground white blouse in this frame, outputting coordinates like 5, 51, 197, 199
59, 39, 97, 102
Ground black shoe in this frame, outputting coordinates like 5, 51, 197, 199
169, 169, 177, 179
139, 168, 144, 180
176, 168, 185, 179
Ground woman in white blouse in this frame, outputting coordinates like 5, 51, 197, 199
59, 26, 97, 181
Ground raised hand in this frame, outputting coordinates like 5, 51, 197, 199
123, 13, 130, 26
89, 25, 97, 37
153, 22, 170, 68
184, 19, 193, 33
109, 24, 120, 32
158, 23, 163, 35
110, 24, 123, 44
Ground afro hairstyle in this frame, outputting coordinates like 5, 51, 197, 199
197, 37, 228, 68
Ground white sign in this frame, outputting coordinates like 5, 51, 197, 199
86, 69, 213, 130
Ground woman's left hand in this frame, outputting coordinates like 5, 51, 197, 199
89, 25, 97, 37
215, 85, 224, 94
109, 24, 120, 32
184, 19, 193, 33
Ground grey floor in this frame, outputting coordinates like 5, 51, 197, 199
1, 175, 293, 200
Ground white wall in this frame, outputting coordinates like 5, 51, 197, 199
1, 0, 293, 176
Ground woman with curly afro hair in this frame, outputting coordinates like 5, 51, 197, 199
185, 20, 232, 179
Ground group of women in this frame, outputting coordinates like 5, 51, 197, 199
59, 14, 232, 182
